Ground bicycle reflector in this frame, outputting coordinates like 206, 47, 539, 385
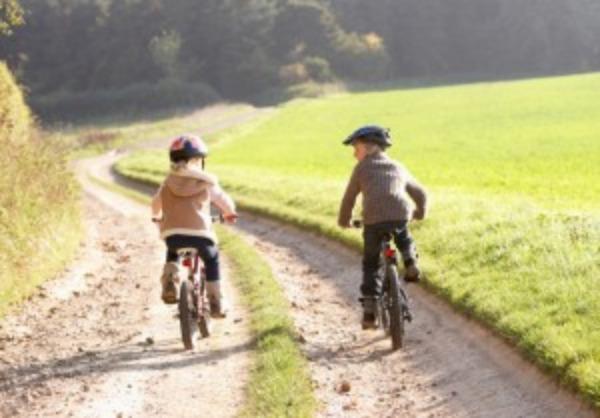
384, 248, 396, 258
182, 258, 192, 267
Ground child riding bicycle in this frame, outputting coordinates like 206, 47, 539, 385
337, 125, 428, 329
151, 135, 237, 318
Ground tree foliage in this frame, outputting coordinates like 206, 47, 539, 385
1, 0, 600, 119
0, 0, 23, 35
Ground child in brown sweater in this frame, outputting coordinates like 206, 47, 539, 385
338, 125, 428, 329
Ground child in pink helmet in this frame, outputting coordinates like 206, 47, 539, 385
151, 135, 237, 318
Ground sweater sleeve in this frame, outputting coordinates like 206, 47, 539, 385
151, 183, 164, 218
338, 165, 361, 227
404, 172, 428, 220
210, 183, 236, 216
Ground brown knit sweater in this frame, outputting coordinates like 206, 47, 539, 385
338, 152, 428, 227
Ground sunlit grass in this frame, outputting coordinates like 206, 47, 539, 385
0, 138, 81, 317
117, 72, 600, 406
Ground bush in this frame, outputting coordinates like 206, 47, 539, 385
302, 56, 336, 83
279, 56, 337, 87
331, 31, 391, 81
0, 62, 81, 316
30, 78, 221, 122
279, 63, 310, 85
0, 62, 30, 143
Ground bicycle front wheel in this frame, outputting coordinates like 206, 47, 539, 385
179, 280, 197, 350
386, 264, 405, 350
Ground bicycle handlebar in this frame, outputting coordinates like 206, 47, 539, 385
152, 214, 238, 224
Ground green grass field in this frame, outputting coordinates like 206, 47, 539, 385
116, 73, 600, 405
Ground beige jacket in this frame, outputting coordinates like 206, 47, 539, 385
151, 168, 236, 243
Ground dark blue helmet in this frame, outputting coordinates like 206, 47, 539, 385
343, 125, 392, 148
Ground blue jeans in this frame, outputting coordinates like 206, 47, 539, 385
362, 221, 417, 296
165, 235, 220, 282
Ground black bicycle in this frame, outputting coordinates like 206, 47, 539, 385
353, 220, 412, 350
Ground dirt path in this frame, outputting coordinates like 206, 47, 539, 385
0, 108, 257, 418
234, 214, 596, 418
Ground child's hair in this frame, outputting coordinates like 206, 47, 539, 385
170, 156, 203, 172
358, 139, 383, 154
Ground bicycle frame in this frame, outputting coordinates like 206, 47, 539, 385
179, 250, 207, 318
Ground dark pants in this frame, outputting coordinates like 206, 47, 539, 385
362, 221, 417, 296
165, 235, 220, 282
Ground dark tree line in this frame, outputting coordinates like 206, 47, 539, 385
1, 0, 599, 119
331, 0, 600, 78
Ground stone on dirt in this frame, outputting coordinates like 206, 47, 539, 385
337, 380, 351, 393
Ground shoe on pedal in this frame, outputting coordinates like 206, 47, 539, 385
360, 296, 378, 330
404, 264, 421, 283
160, 262, 179, 304
362, 312, 378, 330
207, 281, 228, 318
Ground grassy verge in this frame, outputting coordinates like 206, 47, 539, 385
0, 63, 82, 318
218, 225, 317, 418
115, 72, 600, 407
88, 174, 317, 417
0, 137, 82, 319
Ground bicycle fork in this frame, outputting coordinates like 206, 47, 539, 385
383, 244, 413, 322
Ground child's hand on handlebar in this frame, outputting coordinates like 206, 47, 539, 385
411, 208, 425, 221
223, 213, 238, 224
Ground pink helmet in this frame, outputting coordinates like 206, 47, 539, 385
169, 134, 208, 162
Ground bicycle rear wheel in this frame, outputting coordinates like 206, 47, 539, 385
179, 280, 197, 350
386, 264, 405, 350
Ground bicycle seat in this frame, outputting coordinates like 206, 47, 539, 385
176, 248, 198, 257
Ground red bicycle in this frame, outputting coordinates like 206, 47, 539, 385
153, 215, 235, 350
177, 246, 211, 349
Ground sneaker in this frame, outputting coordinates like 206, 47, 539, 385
404, 264, 421, 283
362, 312, 378, 330
160, 262, 179, 304
360, 296, 378, 330
206, 281, 228, 318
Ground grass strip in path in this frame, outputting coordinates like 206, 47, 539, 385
88, 172, 317, 418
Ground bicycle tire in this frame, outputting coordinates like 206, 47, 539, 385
198, 308, 211, 338
379, 297, 390, 335
179, 280, 197, 350
386, 264, 405, 350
